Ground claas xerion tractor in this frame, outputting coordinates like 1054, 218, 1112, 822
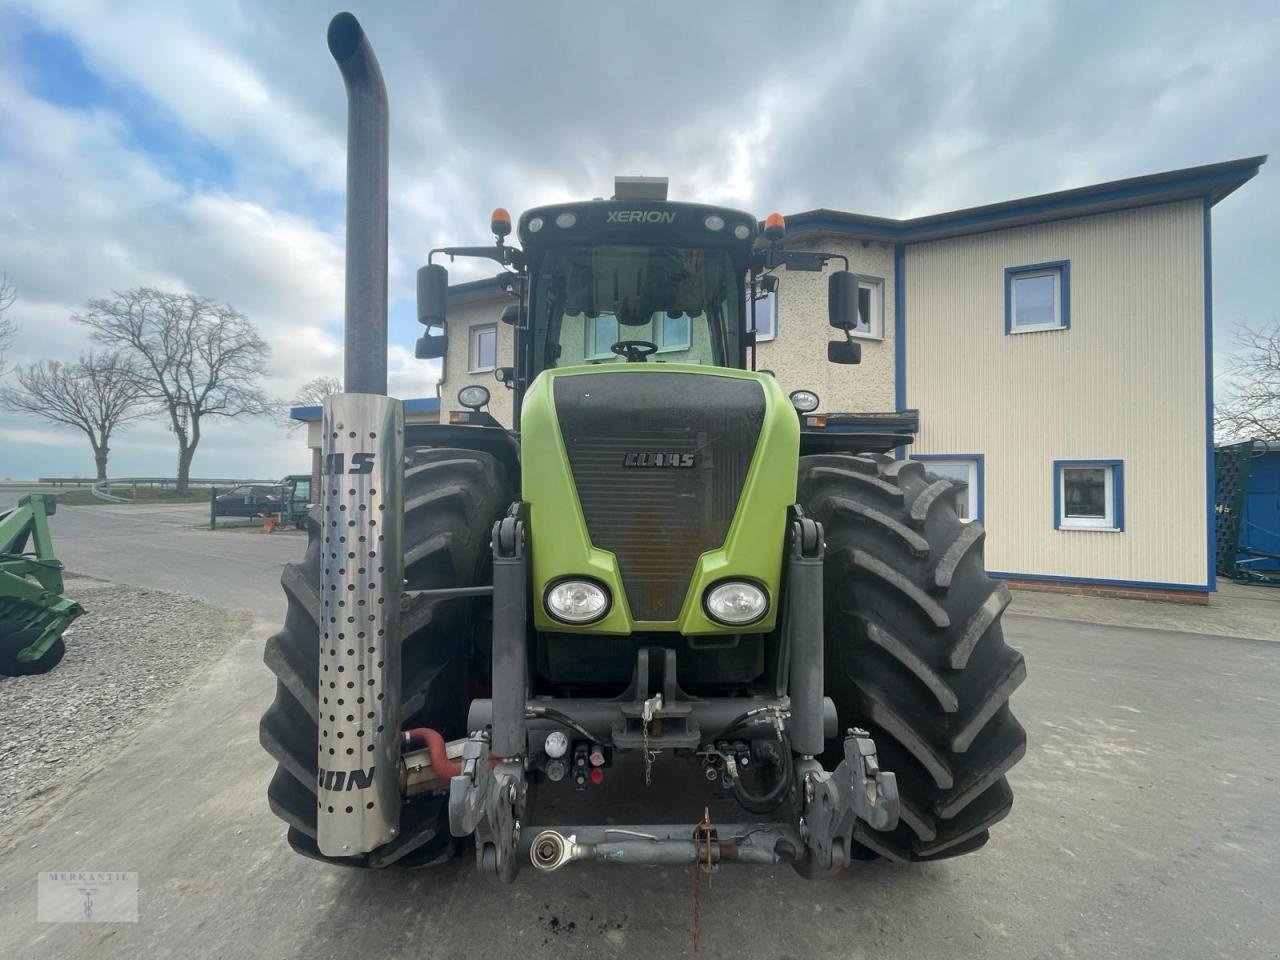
259, 13, 1026, 878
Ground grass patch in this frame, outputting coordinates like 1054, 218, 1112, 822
58, 486, 216, 506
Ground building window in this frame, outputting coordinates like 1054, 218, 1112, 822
1005, 260, 1070, 334
468, 324, 497, 372
853, 278, 884, 340
1055, 460, 1124, 531
912, 455, 983, 523
585, 314, 618, 359
586, 312, 693, 358
752, 291, 777, 342
656, 313, 691, 353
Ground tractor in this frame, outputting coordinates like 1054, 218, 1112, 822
259, 12, 1026, 877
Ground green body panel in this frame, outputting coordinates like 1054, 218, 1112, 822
0, 495, 83, 660
520, 364, 799, 635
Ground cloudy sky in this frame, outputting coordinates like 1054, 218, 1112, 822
0, 0, 1276, 480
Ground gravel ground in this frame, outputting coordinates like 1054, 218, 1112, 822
0, 576, 251, 835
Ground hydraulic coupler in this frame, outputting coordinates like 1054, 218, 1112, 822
316, 393, 405, 858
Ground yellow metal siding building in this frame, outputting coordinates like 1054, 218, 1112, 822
904, 201, 1208, 589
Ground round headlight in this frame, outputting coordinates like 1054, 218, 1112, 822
527, 216, 544, 233
704, 214, 725, 231
733, 223, 752, 240
704, 580, 768, 626
789, 389, 820, 413
555, 211, 577, 229
457, 385, 490, 410
546, 579, 610, 624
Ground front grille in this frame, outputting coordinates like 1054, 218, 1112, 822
554, 372, 765, 621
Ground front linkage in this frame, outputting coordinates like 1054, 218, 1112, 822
441, 508, 899, 879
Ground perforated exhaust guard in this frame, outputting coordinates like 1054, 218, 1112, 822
316, 393, 404, 857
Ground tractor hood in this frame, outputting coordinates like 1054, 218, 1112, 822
519, 364, 799, 634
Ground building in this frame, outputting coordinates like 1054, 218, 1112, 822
431, 157, 1265, 601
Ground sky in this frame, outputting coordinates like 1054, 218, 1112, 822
0, 0, 1276, 480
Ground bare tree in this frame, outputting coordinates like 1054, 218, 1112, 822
0, 274, 15, 377
286, 375, 341, 433
1216, 319, 1280, 444
0, 353, 149, 479
77, 288, 273, 493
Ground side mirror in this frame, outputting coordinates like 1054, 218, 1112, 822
828, 271, 860, 331
499, 304, 525, 326
417, 263, 449, 327
415, 334, 447, 360
828, 340, 861, 365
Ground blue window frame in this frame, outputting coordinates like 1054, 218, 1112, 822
1054, 459, 1124, 531
911, 454, 984, 524
1005, 260, 1070, 334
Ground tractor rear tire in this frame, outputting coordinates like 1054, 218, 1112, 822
258, 447, 513, 868
0, 620, 66, 676
797, 453, 1026, 862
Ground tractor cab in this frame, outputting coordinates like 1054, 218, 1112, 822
416, 177, 865, 423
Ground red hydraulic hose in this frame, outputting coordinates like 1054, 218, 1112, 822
401, 728, 461, 778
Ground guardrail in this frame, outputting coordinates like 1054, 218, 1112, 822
42, 476, 281, 488
80, 478, 282, 503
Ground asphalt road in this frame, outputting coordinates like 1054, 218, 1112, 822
1, 508, 1277, 959
43, 501, 303, 616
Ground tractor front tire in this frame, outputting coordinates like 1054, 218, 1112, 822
258, 448, 512, 868
798, 453, 1027, 862
0, 620, 66, 676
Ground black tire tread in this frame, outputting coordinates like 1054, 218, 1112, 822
799, 453, 1026, 862
259, 447, 512, 869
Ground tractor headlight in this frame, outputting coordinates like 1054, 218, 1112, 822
704, 580, 768, 626
789, 389, 820, 413
545, 578, 610, 624
457, 385, 490, 410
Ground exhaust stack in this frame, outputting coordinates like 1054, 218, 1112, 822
327, 11, 389, 396
316, 12, 405, 859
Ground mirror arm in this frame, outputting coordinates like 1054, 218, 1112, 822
764, 248, 849, 272
429, 245, 523, 268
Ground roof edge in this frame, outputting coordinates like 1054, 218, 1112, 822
782, 155, 1266, 244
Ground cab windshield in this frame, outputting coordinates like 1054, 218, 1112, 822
531, 245, 742, 373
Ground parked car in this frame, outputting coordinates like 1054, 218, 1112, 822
213, 484, 288, 517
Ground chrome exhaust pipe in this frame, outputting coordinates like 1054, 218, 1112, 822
316, 395, 404, 857
316, 12, 405, 858
327, 11, 389, 396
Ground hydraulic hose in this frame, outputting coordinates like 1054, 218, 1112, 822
731, 741, 794, 814
401, 727, 461, 778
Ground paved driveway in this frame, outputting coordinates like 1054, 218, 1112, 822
47, 502, 303, 616
0, 506, 1276, 959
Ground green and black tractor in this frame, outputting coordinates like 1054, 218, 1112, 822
259, 12, 1025, 877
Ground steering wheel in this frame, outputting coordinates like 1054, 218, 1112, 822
611, 340, 659, 362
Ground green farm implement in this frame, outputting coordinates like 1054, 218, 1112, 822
0, 495, 82, 676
